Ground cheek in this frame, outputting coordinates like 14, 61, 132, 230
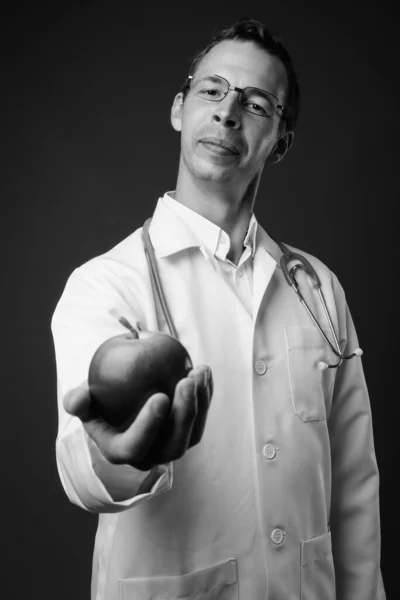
181, 127, 196, 160
180, 106, 211, 152
252, 128, 279, 162
180, 107, 196, 143
247, 138, 272, 167
181, 98, 217, 133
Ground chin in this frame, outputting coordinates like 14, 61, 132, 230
190, 156, 239, 183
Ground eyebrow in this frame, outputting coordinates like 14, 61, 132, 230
208, 73, 275, 96
199, 74, 225, 83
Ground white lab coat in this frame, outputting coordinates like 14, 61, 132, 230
51, 196, 385, 600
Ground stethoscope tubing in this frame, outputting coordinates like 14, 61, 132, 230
277, 243, 362, 368
142, 218, 179, 340
142, 219, 362, 369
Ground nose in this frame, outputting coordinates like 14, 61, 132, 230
212, 91, 241, 129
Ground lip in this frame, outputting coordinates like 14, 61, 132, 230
199, 137, 240, 155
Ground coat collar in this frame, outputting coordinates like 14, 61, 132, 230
148, 197, 202, 258
254, 224, 283, 268
148, 194, 282, 268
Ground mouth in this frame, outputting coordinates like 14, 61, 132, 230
199, 137, 240, 155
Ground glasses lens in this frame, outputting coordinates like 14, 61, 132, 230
241, 88, 277, 117
190, 74, 228, 102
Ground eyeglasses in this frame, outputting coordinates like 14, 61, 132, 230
187, 73, 285, 119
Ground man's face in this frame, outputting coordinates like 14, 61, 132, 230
171, 39, 289, 185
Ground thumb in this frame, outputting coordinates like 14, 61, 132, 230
63, 381, 92, 420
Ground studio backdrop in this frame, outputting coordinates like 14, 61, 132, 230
2, 1, 398, 598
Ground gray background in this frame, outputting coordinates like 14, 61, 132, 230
2, 1, 398, 598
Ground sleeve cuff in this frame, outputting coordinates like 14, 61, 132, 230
56, 418, 173, 513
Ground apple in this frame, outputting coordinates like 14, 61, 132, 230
88, 327, 193, 428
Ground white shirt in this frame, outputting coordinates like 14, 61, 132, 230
162, 192, 257, 317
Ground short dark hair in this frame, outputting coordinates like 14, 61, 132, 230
181, 18, 300, 132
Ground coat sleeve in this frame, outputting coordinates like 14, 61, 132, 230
51, 259, 173, 514
328, 274, 385, 599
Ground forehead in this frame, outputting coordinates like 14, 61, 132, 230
196, 39, 287, 95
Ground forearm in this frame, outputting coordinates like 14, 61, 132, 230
56, 416, 172, 513
330, 428, 383, 599
328, 289, 385, 599
51, 264, 173, 512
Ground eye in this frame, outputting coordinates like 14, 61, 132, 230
244, 101, 267, 116
191, 75, 227, 101
243, 89, 276, 116
202, 88, 223, 98
194, 85, 224, 100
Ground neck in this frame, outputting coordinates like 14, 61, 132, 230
174, 167, 260, 265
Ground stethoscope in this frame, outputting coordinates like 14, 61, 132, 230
141, 218, 363, 370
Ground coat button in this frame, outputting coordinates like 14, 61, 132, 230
255, 360, 267, 375
271, 528, 285, 545
263, 444, 276, 460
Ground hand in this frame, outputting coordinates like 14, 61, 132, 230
63, 365, 213, 471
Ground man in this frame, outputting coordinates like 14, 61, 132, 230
51, 18, 385, 600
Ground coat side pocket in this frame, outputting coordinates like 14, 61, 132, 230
119, 558, 238, 600
301, 531, 335, 600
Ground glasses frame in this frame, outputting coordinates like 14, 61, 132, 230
187, 73, 285, 119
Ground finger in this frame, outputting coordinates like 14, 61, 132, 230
63, 382, 92, 420
155, 377, 198, 463
84, 392, 171, 467
112, 392, 172, 465
189, 367, 213, 446
187, 364, 209, 382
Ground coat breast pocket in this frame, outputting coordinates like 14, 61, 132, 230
118, 558, 238, 600
285, 326, 337, 422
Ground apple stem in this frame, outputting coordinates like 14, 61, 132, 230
108, 309, 139, 338
119, 317, 139, 338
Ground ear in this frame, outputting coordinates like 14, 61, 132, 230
171, 92, 184, 132
267, 130, 294, 165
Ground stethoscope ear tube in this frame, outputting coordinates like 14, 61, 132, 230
142, 218, 179, 340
